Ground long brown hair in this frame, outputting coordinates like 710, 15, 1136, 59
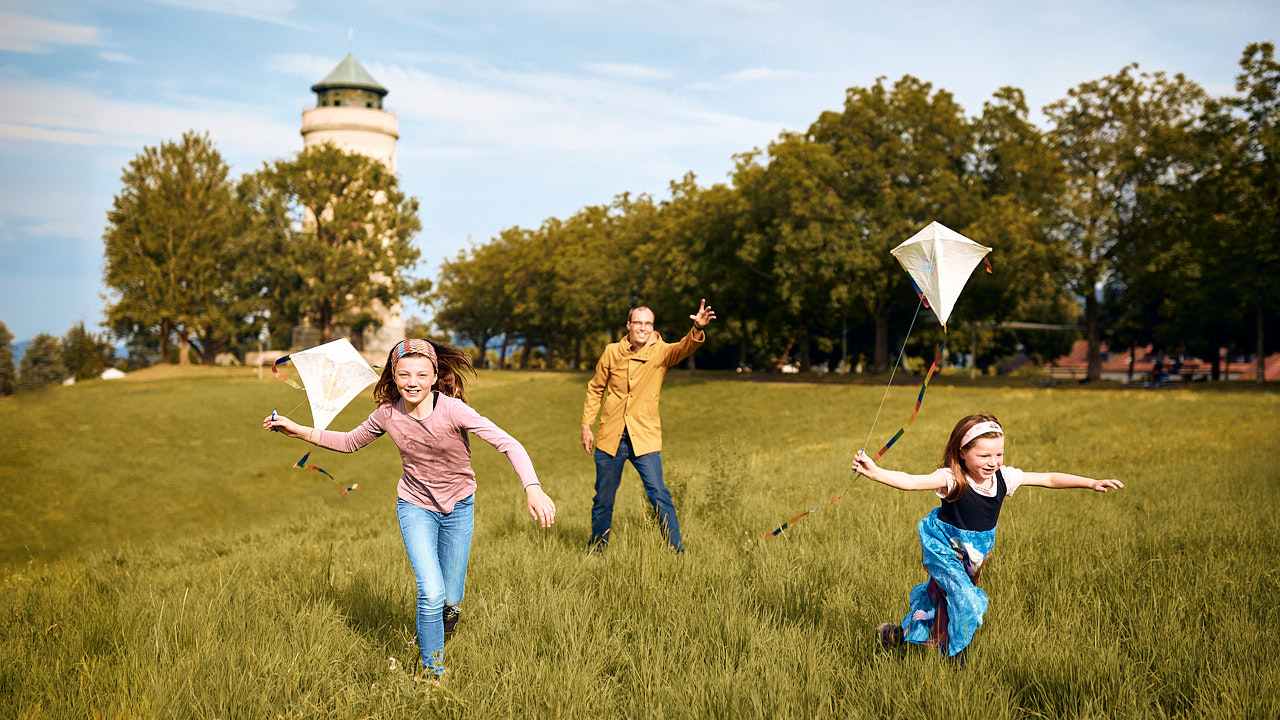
373, 339, 476, 405
940, 412, 1003, 503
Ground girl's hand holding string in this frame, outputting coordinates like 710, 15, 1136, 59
262, 412, 308, 440
525, 485, 557, 527
852, 449, 880, 480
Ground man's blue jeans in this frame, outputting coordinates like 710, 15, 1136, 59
397, 495, 474, 676
591, 433, 684, 551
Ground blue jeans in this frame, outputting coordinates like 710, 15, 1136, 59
397, 495, 474, 675
591, 433, 684, 551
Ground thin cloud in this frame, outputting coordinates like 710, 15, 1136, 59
152, 0, 307, 29
99, 51, 138, 64
369, 61, 782, 158
0, 78, 297, 156
724, 67, 801, 83
0, 12, 101, 53
582, 62, 674, 82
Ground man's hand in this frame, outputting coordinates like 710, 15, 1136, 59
581, 424, 595, 453
690, 298, 717, 329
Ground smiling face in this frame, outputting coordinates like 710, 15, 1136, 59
394, 355, 437, 405
961, 435, 1005, 484
626, 307, 655, 348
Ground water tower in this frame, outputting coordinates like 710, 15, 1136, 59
297, 54, 404, 355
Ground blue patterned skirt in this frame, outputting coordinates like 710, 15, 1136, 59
900, 507, 998, 657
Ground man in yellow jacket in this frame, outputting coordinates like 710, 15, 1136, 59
581, 300, 716, 552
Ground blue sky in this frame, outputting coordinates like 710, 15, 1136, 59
0, 0, 1274, 343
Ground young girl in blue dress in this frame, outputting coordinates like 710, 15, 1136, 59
852, 412, 1123, 662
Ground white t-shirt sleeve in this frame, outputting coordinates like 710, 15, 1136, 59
1001, 465, 1024, 494
935, 468, 955, 499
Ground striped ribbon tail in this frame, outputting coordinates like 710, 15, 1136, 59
753, 341, 946, 548
271, 355, 304, 390
295, 452, 359, 496
872, 341, 945, 461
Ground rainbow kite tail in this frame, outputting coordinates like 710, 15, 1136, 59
294, 452, 358, 495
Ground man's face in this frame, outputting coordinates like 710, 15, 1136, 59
627, 308, 655, 347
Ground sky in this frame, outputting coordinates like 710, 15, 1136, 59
0, 0, 1275, 343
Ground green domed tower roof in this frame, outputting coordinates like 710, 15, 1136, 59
311, 54, 388, 109
311, 54, 387, 94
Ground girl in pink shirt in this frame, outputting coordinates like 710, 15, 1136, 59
264, 338, 556, 682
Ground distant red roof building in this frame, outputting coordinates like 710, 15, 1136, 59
1046, 340, 1279, 382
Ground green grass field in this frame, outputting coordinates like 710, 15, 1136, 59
2, 369, 1278, 719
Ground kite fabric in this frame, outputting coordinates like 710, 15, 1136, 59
270, 338, 380, 495
272, 338, 380, 431
891, 221, 992, 329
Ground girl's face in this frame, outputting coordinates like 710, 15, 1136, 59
394, 355, 437, 403
961, 435, 1005, 484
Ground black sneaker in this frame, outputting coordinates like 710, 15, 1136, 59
876, 623, 904, 650
442, 605, 461, 634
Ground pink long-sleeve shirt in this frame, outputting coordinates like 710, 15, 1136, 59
312, 393, 539, 513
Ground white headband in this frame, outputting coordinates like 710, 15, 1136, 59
961, 421, 1003, 447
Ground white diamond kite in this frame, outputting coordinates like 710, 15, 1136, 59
890, 221, 992, 328
272, 338, 380, 431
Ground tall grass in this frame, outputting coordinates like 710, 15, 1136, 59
2, 370, 1277, 718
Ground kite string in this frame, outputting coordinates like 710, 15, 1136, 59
752, 336, 945, 548
861, 296, 924, 453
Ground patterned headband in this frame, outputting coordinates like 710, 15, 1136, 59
961, 421, 1003, 447
393, 338, 437, 371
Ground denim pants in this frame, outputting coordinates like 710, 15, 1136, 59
397, 495, 474, 675
591, 433, 684, 551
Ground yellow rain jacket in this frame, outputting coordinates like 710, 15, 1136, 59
581, 327, 705, 457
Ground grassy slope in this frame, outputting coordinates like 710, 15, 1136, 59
1, 370, 1278, 719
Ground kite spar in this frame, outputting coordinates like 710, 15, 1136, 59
755, 221, 991, 545
270, 338, 381, 495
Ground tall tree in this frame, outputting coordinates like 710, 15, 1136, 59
102, 131, 245, 366
1044, 65, 1206, 380
0, 320, 14, 395
60, 322, 116, 381
244, 143, 426, 345
810, 76, 978, 371
433, 240, 515, 366
733, 132, 861, 370
963, 87, 1077, 366
1219, 42, 1280, 382
17, 333, 66, 390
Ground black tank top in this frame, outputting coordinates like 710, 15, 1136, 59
936, 469, 1006, 532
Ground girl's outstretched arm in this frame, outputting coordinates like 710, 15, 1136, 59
853, 450, 948, 491
1020, 472, 1124, 492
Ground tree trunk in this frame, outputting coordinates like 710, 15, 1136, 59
1085, 292, 1101, 381
572, 335, 581, 370
1128, 345, 1135, 384
498, 331, 509, 370
1258, 303, 1266, 385
475, 332, 491, 368
177, 326, 191, 367
873, 302, 890, 373
969, 321, 979, 380
159, 319, 170, 365
797, 325, 811, 372
520, 340, 532, 370
776, 337, 795, 371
